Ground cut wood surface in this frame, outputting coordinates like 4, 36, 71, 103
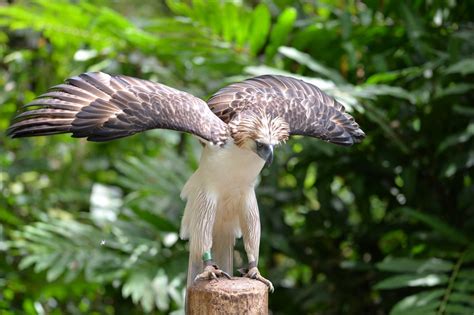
187, 277, 268, 315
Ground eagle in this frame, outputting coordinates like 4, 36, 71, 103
8, 72, 365, 292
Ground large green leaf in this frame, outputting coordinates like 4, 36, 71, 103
389, 289, 444, 315
129, 207, 178, 233
375, 274, 449, 290
444, 58, 474, 75
248, 4, 271, 55
265, 7, 297, 60
278, 46, 346, 84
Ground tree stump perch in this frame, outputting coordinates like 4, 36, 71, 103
187, 277, 268, 315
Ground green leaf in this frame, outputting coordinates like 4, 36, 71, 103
278, 46, 346, 84
234, 6, 251, 46
445, 58, 474, 75
453, 105, 474, 117
463, 246, 474, 263
375, 274, 449, 289
389, 289, 444, 315
437, 123, 474, 153
46, 251, 73, 282
33, 253, 60, 273
165, 0, 192, 18
18, 255, 40, 270
122, 271, 155, 312
454, 280, 474, 292
130, 207, 178, 232
265, 7, 297, 60
448, 292, 474, 306
444, 303, 474, 314
222, 2, 238, 43
248, 4, 271, 55
354, 84, 416, 104
434, 83, 474, 99
457, 269, 474, 281
377, 258, 453, 273
152, 270, 170, 310
441, 150, 474, 178
400, 208, 470, 245
366, 72, 400, 84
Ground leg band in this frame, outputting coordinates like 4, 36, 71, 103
202, 251, 212, 262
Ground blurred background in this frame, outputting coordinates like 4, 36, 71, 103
1, 0, 473, 314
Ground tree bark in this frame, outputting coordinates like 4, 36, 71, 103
187, 277, 268, 315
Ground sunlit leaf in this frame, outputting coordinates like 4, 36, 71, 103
278, 46, 346, 84
248, 4, 271, 55
445, 58, 474, 75
375, 273, 449, 289
265, 7, 297, 60
389, 289, 444, 315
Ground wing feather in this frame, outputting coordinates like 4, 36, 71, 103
8, 72, 230, 145
208, 74, 365, 146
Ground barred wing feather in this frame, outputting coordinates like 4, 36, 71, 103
8, 72, 230, 145
208, 75, 365, 146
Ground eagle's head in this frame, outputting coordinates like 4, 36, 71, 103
229, 110, 290, 166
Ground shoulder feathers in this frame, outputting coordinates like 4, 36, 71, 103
209, 75, 365, 146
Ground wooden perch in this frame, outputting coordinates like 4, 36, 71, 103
187, 277, 268, 315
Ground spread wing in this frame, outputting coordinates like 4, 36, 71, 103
208, 75, 365, 146
8, 72, 229, 145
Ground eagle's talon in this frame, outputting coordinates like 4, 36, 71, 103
221, 270, 232, 279
256, 274, 274, 293
194, 264, 230, 283
242, 266, 274, 292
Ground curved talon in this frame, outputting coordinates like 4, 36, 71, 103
194, 264, 231, 283
221, 270, 232, 279
255, 274, 274, 293
242, 266, 274, 293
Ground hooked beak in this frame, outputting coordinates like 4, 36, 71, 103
256, 143, 274, 167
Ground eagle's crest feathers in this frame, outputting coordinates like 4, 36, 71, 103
229, 110, 289, 147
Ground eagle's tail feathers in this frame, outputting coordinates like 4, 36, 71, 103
212, 230, 235, 276
186, 255, 203, 288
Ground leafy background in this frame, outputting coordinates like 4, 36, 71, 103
1, 0, 473, 314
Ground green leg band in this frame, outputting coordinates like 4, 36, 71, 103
202, 251, 212, 262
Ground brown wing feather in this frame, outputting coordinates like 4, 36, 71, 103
208, 75, 365, 146
8, 72, 230, 145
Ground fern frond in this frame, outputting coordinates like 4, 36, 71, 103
377, 247, 474, 315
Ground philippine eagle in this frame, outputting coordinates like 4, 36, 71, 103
8, 72, 365, 291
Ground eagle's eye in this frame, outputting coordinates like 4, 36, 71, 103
256, 142, 264, 149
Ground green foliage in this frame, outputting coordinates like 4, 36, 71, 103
374, 209, 474, 314
1, 0, 474, 314
9, 154, 190, 313
265, 8, 297, 60
377, 251, 474, 314
164, 0, 298, 59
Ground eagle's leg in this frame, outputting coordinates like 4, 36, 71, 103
194, 251, 231, 282
239, 190, 274, 292
183, 189, 231, 286
239, 261, 274, 293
